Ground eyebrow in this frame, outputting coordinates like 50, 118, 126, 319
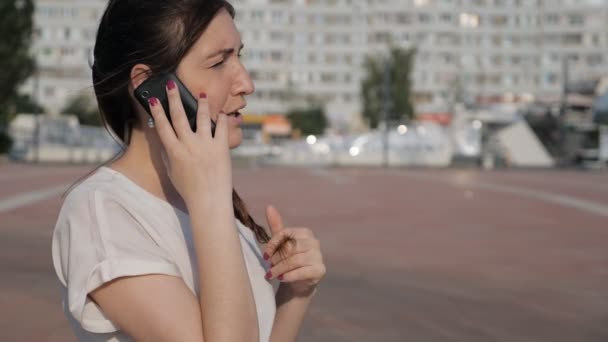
206, 43, 244, 59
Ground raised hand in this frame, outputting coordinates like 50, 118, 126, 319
263, 205, 326, 296
148, 81, 232, 208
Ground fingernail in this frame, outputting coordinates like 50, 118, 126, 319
199, 92, 207, 99
166, 80, 176, 90
278, 274, 284, 281
263, 252, 269, 260
265, 271, 272, 279
148, 97, 158, 106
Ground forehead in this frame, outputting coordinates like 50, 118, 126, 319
195, 8, 241, 53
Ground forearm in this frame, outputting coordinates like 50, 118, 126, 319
270, 284, 317, 342
189, 196, 258, 342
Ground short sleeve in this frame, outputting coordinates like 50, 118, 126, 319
51, 187, 182, 333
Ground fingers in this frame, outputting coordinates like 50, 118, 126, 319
266, 205, 285, 236
166, 80, 193, 139
265, 252, 311, 280
214, 111, 228, 143
263, 228, 316, 261
263, 230, 293, 260
148, 97, 179, 150
195, 93, 212, 139
268, 264, 327, 284
269, 238, 319, 265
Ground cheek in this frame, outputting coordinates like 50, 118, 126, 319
192, 76, 231, 118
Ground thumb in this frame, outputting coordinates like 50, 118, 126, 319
265, 205, 284, 236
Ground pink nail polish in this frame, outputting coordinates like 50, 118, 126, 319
148, 97, 158, 106
265, 271, 272, 279
167, 80, 176, 90
199, 92, 207, 99
278, 274, 284, 281
263, 252, 269, 260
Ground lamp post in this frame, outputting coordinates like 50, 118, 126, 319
558, 56, 572, 165
32, 64, 41, 163
381, 58, 392, 168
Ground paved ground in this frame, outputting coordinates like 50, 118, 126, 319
1, 162, 608, 341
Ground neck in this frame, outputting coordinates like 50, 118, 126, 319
111, 126, 185, 210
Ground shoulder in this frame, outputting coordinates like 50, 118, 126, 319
53, 168, 148, 252
58, 167, 143, 225
62, 168, 125, 212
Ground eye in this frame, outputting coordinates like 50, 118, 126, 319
211, 60, 225, 68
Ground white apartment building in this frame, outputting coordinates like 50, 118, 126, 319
234, 0, 608, 128
22, 0, 106, 115
24, 0, 608, 129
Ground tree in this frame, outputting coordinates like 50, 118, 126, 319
361, 46, 415, 129
0, 0, 35, 129
15, 94, 43, 114
62, 94, 103, 126
286, 107, 328, 136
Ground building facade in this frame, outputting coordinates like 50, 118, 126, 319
24, 0, 608, 129
22, 0, 106, 115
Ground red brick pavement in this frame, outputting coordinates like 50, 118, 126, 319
1, 163, 608, 341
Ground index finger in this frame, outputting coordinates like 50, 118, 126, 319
149, 97, 179, 150
263, 230, 296, 260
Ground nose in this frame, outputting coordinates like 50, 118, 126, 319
232, 62, 255, 97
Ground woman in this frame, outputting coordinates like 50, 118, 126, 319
51, 1, 326, 341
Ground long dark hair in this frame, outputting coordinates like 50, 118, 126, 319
90, 0, 270, 243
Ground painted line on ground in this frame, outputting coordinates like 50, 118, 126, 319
308, 168, 353, 185
0, 184, 70, 214
403, 172, 608, 219
0, 169, 72, 182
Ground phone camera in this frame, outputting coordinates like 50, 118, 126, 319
141, 91, 150, 98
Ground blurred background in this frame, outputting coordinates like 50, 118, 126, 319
1, 0, 608, 341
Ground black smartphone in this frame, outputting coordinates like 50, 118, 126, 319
133, 72, 216, 136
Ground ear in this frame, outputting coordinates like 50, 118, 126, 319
129, 64, 152, 90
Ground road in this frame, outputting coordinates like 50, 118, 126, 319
1, 162, 608, 341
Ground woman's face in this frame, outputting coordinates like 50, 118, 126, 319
176, 8, 254, 149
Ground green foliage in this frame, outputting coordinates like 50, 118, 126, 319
15, 94, 43, 114
0, 131, 13, 154
0, 0, 35, 129
62, 94, 102, 126
286, 107, 328, 136
361, 46, 416, 129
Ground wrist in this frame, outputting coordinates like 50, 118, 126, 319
281, 283, 318, 298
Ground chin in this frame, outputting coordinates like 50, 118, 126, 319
228, 128, 243, 149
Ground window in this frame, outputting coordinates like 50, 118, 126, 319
460, 13, 480, 28
271, 11, 284, 24
308, 53, 316, 63
418, 13, 431, 23
545, 14, 559, 25
321, 72, 336, 83
587, 54, 603, 66
45, 87, 55, 97
568, 14, 584, 25
325, 53, 337, 64
563, 33, 583, 45
492, 15, 508, 27
270, 51, 282, 62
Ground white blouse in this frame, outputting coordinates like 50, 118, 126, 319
52, 166, 276, 341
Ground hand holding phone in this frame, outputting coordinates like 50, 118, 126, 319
134, 72, 216, 136
142, 72, 233, 207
